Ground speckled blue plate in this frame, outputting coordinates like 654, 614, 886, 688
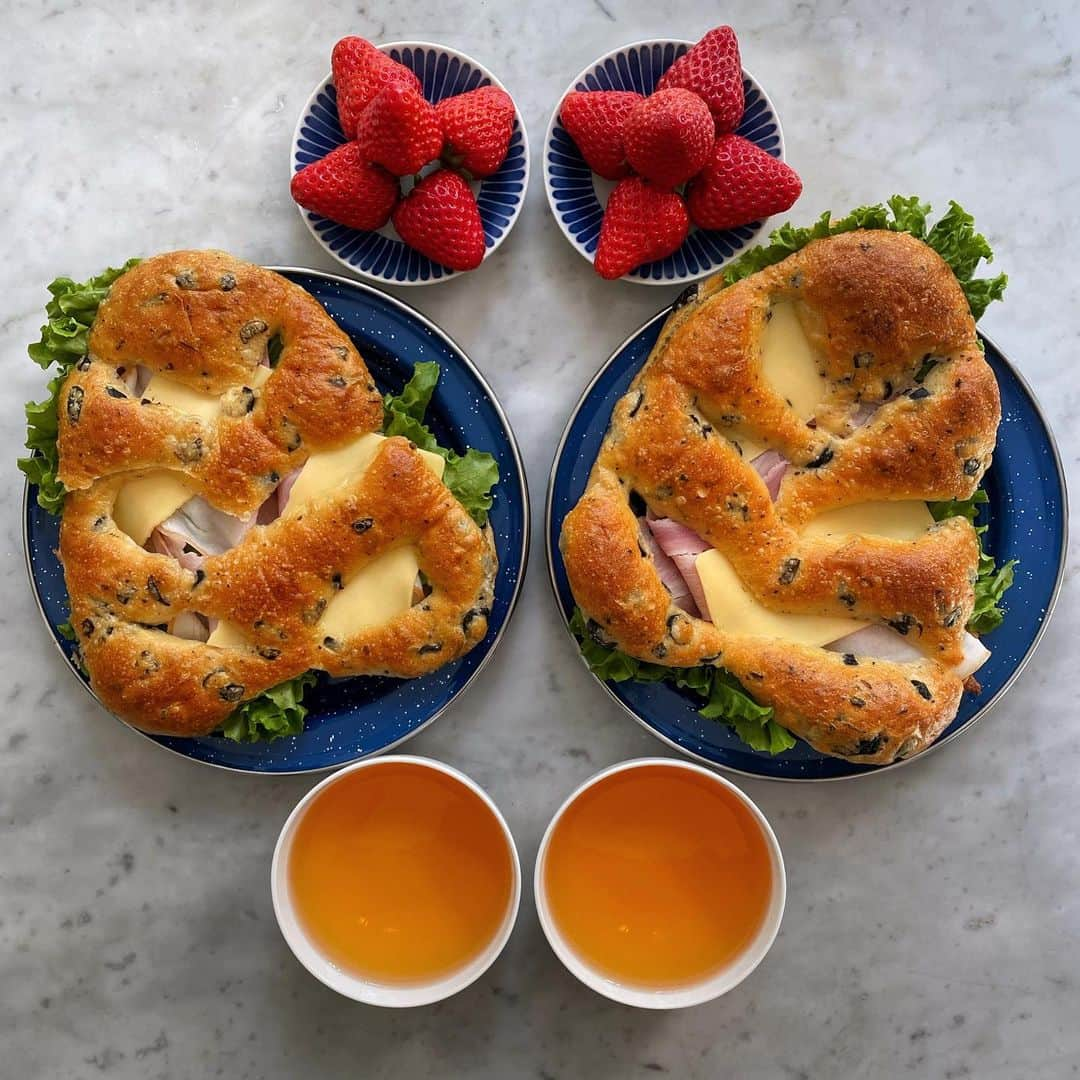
543, 39, 785, 285
292, 41, 529, 286
25, 268, 529, 774
547, 314, 1067, 781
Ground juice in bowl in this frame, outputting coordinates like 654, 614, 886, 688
272, 756, 520, 1006
535, 758, 785, 1008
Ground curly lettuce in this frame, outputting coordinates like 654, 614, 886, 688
382, 361, 500, 526
217, 672, 319, 743
720, 195, 1008, 320
928, 490, 1016, 634
19, 261, 141, 513
568, 608, 796, 755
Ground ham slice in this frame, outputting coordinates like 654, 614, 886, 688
639, 521, 699, 617
826, 624, 991, 680
750, 449, 787, 501
647, 517, 712, 620
119, 364, 153, 397
158, 496, 254, 556
276, 467, 303, 517
148, 522, 205, 573
169, 611, 210, 642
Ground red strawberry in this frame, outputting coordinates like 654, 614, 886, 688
392, 170, 486, 271
436, 86, 516, 178
594, 177, 689, 280
687, 134, 802, 231
332, 36, 422, 139
355, 83, 443, 176
559, 90, 642, 181
657, 26, 745, 134
622, 88, 713, 189
290, 142, 399, 231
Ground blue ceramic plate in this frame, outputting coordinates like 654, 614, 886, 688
25, 268, 529, 774
543, 39, 785, 285
546, 313, 1067, 781
292, 41, 529, 286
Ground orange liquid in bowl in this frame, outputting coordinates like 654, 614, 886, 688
288, 762, 514, 984
543, 765, 773, 989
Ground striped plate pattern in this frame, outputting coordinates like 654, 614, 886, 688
544, 40, 785, 285
292, 43, 529, 286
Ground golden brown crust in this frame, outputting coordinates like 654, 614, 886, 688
57, 251, 497, 737
560, 230, 1001, 765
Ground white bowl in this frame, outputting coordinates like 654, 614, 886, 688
291, 41, 530, 286
272, 755, 521, 1006
534, 757, 785, 1008
543, 38, 787, 285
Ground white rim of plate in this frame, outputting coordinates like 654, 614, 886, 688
290, 40, 531, 286
542, 38, 786, 286
271, 754, 522, 1006
534, 757, 786, 1008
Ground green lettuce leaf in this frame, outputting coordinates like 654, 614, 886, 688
218, 671, 319, 743
568, 608, 796, 755
929, 490, 1017, 634
383, 361, 499, 526
720, 196, 1007, 320
19, 260, 140, 513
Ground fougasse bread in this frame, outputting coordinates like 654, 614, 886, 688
56, 251, 496, 737
560, 230, 1001, 765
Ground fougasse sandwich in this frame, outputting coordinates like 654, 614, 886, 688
21, 251, 499, 741
562, 198, 1014, 765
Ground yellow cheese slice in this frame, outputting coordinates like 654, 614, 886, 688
283, 432, 444, 516
696, 547, 865, 647
320, 546, 419, 637
803, 501, 934, 541
731, 434, 766, 461
206, 621, 248, 648
143, 374, 220, 422
760, 302, 827, 419
249, 366, 272, 388
113, 471, 198, 546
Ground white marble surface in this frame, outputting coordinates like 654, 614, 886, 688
2, 1, 1079, 1076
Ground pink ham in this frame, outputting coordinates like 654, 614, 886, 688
826, 624, 990, 679
119, 365, 153, 397
639, 521, 699, 617
169, 611, 210, 642
276, 467, 303, 517
149, 523, 205, 573
850, 401, 878, 428
751, 449, 788, 501
647, 517, 712, 621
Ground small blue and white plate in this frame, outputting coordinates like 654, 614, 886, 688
544, 39, 785, 285
546, 315, 1067, 781
25, 269, 530, 774
292, 41, 529, 286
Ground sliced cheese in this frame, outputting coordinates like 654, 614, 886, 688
731, 434, 766, 461
283, 432, 445, 516
143, 374, 220, 422
113, 471, 198, 546
803, 501, 934, 542
696, 547, 865, 647
760, 302, 827, 420
320, 546, 419, 638
249, 365, 272, 388
206, 621, 248, 649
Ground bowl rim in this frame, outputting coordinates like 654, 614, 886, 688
271, 754, 522, 1006
542, 37, 786, 286
290, 39, 531, 287
533, 756, 786, 1008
